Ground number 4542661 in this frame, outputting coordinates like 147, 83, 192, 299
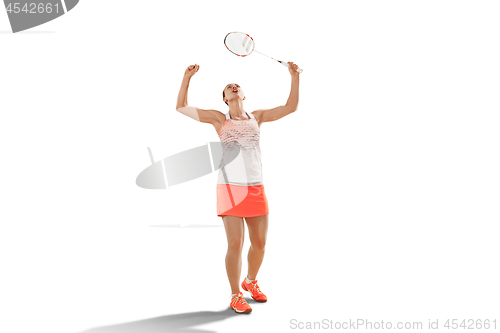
6, 3, 60, 14
444, 319, 497, 330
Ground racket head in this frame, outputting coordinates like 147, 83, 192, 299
224, 32, 255, 57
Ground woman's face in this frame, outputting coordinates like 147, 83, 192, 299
223, 83, 245, 103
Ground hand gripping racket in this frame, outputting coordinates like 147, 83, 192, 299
224, 32, 303, 73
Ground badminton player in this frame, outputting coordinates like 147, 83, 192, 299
176, 62, 300, 313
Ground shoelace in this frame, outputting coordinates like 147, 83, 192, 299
250, 281, 263, 295
232, 293, 248, 306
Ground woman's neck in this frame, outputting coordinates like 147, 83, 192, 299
228, 100, 246, 118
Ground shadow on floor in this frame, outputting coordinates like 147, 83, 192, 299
79, 307, 242, 333
149, 224, 223, 228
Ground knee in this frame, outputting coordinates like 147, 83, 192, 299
251, 240, 266, 252
227, 239, 244, 253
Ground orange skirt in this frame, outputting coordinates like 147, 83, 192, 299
217, 184, 269, 217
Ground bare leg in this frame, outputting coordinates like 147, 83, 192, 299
244, 214, 269, 280
222, 215, 245, 294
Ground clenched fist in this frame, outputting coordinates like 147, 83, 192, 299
287, 62, 300, 76
184, 64, 200, 78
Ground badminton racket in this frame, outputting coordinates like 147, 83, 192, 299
224, 32, 303, 73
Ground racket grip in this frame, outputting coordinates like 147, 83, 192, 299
281, 61, 303, 73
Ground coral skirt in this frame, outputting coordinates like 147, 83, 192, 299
217, 184, 269, 217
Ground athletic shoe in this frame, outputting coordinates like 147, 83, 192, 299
230, 292, 252, 313
241, 278, 267, 302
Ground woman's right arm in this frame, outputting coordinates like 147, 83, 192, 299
176, 64, 220, 124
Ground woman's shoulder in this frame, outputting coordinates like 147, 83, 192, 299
213, 110, 226, 123
250, 110, 263, 124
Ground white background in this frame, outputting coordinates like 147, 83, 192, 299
1, 1, 499, 332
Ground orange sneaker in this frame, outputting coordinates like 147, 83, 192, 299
230, 292, 252, 314
241, 278, 267, 302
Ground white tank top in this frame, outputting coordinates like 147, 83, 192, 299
217, 112, 263, 186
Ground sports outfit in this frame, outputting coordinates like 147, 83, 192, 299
216, 111, 269, 217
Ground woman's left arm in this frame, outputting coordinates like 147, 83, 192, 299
252, 62, 300, 123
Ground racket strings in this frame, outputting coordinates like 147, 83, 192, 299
225, 32, 254, 56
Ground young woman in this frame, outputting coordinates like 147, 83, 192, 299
176, 62, 300, 314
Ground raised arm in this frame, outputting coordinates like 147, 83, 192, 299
252, 62, 300, 124
175, 64, 220, 124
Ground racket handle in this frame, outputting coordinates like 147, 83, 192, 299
281, 61, 303, 73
